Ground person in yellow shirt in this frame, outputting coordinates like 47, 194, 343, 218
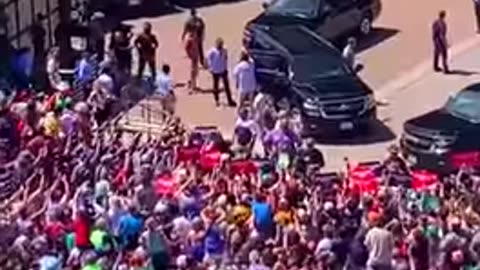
229, 194, 252, 227
41, 109, 62, 138
274, 198, 295, 227
231, 202, 251, 226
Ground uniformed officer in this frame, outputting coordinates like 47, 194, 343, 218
432, 10, 449, 73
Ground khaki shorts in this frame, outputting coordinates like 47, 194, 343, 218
161, 93, 176, 114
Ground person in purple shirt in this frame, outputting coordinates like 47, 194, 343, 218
263, 118, 300, 160
432, 10, 449, 73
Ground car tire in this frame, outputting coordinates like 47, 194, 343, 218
359, 12, 373, 36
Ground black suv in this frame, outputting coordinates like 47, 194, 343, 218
244, 25, 376, 135
252, 0, 382, 41
401, 83, 480, 174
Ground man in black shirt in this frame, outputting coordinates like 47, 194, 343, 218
294, 138, 325, 178
135, 22, 158, 79
88, 12, 106, 61
30, 13, 46, 62
110, 23, 133, 74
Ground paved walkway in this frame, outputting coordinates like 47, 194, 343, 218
319, 43, 480, 170
119, 0, 480, 170
120, 43, 480, 170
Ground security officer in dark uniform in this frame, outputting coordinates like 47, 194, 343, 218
432, 10, 449, 73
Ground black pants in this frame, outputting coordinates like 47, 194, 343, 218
115, 48, 132, 73
433, 44, 448, 71
475, 3, 480, 31
95, 39, 105, 62
212, 71, 235, 104
138, 55, 156, 79
32, 46, 46, 90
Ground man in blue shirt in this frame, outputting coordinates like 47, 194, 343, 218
74, 52, 96, 97
204, 222, 225, 262
116, 205, 144, 250
154, 64, 175, 116
251, 194, 274, 239
155, 64, 173, 97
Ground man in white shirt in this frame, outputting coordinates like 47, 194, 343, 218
206, 37, 237, 107
342, 37, 357, 68
233, 51, 257, 106
154, 64, 175, 116
364, 215, 394, 270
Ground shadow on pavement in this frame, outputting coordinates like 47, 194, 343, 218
315, 119, 396, 146
356, 27, 399, 53
107, 0, 247, 21
193, 87, 216, 94
175, 0, 245, 8
446, 69, 479, 76
112, 3, 182, 21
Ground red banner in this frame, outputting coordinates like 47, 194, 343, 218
451, 151, 480, 169
230, 160, 258, 176
155, 174, 176, 196
176, 146, 200, 163
411, 170, 438, 191
199, 150, 222, 171
348, 164, 380, 194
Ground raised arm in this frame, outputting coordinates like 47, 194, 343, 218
0, 186, 24, 211
29, 200, 48, 221
26, 172, 46, 203
59, 174, 71, 205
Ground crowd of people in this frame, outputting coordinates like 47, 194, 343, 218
2, 57, 480, 270
3, 4, 480, 270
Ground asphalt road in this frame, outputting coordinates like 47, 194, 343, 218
121, 0, 480, 170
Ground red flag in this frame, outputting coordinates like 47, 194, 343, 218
155, 174, 176, 196
411, 170, 438, 191
348, 163, 380, 194
451, 151, 480, 169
